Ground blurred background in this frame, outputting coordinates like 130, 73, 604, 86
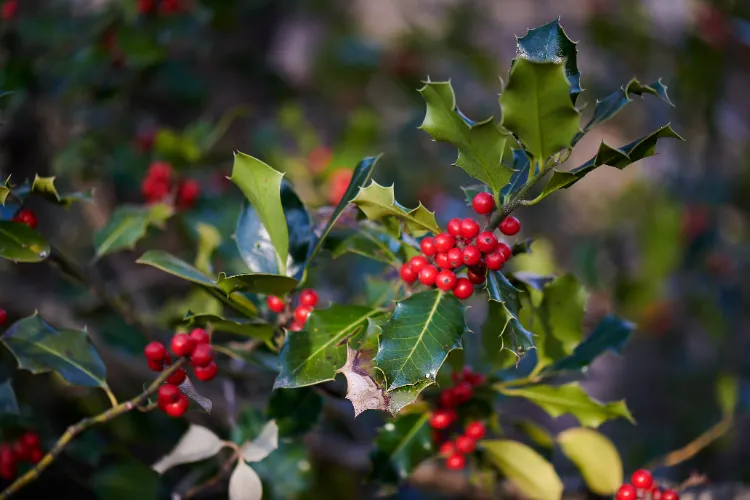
1, 0, 750, 498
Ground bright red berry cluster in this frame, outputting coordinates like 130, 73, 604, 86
137, 0, 183, 15
617, 470, 679, 500
400, 193, 521, 300
0, 431, 43, 480
0, 0, 17, 21
141, 161, 200, 210
266, 288, 319, 332
436, 421, 486, 471
144, 328, 216, 418
11, 209, 37, 229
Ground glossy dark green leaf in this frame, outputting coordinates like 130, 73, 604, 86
183, 311, 275, 341
0, 380, 19, 415
306, 155, 380, 267
274, 306, 379, 388
499, 59, 580, 165
30, 175, 93, 207
484, 272, 535, 364
352, 181, 441, 236
576, 78, 672, 144
230, 152, 289, 275
0, 221, 50, 262
535, 274, 587, 368
94, 203, 173, 258
376, 290, 465, 390
331, 224, 404, 266
2, 314, 108, 389
517, 18, 582, 101
236, 180, 314, 281
547, 315, 634, 373
371, 413, 432, 483
535, 124, 684, 202
482, 439, 563, 500
91, 459, 159, 500
419, 81, 513, 193
216, 272, 298, 297
498, 382, 634, 428
267, 388, 322, 437
500, 150, 531, 204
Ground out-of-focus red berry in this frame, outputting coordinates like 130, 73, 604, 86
327, 169, 353, 205
176, 179, 200, 210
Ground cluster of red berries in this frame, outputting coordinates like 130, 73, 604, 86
0, 432, 43, 480
11, 209, 38, 229
400, 192, 520, 300
617, 470, 679, 500
144, 328, 216, 417
0, 0, 16, 21
137, 0, 183, 15
437, 421, 486, 471
141, 161, 200, 210
266, 289, 319, 332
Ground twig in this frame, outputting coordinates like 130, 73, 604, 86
182, 446, 240, 499
647, 417, 733, 469
0, 359, 187, 499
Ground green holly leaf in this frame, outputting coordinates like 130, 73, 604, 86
274, 305, 379, 388
2, 314, 108, 389
332, 224, 405, 266
306, 155, 380, 266
482, 439, 563, 500
576, 78, 672, 144
418, 81, 513, 193
499, 59, 580, 167
557, 427, 622, 496
0, 221, 50, 262
137, 250, 217, 288
236, 180, 314, 282
534, 124, 684, 203
0, 380, 19, 415
547, 315, 634, 373
517, 18, 582, 101
230, 152, 289, 276
371, 413, 432, 483
193, 222, 221, 275
376, 290, 465, 390
352, 181, 441, 236
30, 175, 93, 207
267, 388, 322, 437
497, 382, 634, 428
183, 311, 275, 342
91, 459, 159, 500
93, 203, 173, 258
216, 272, 298, 297
483, 271, 535, 366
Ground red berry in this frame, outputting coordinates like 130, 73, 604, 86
158, 384, 181, 404
147, 161, 173, 182
465, 371, 485, 386
400, 263, 418, 284
467, 267, 486, 284
472, 192, 495, 215
616, 484, 637, 500
439, 388, 458, 408
147, 360, 165, 372
434, 233, 455, 253
21, 431, 39, 450
0, 309, 6, 327
177, 179, 200, 210
453, 278, 473, 300
446, 248, 463, 269
189, 328, 210, 345
11, 441, 28, 462
438, 441, 456, 456
288, 322, 303, 332
266, 295, 286, 313
144, 341, 168, 362
455, 435, 476, 454
459, 218, 481, 240
435, 270, 457, 291
447, 218, 462, 237
137, 0, 156, 14
327, 169, 353, 205
419, 265, 438, 286
307, 146, 332, 174
445, 453, 466, 470
435, 253, 452, 270
166, 368, 187, 385
294, 306, 313, 324
161, 0, 182, 14
651, 488, 662, 500
0, 444, 13, 466
409, 256, 429, 274
163, 393, 189, 417
496, 242, 512, 260
13, 209, 37, 229
429, 409, 455, 430
420, 237, 437, 257
171, 333, 196, 357
499, 216, 521, 236
191, 343, 214, 367
485, 251, 505, 271
464, 421, 486, 440
660, 489, 679, 500
28, 449, 42, 464
1, 1, 17, 21
631, 469, 654, 490
453, 382, 473, 403
299, 289, 319, 307
462, 246, 482, 266
476, 231, 498, 253
194, 362, 218, 381
0, 463, 14, 481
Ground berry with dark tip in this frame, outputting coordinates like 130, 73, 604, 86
476, 231, 498, 253
472, 192, 495, 215
435, 253, 452, 270
171, 333, 196, 357
445, 453, 466, 470
459, 218, 481, 240
499, 216, 521, 235
420, 237, 437, 257
435, 270, 457, 291
485, 251, 505, 271
453, 278, 473, 300
267, 295, 285, 313
462, 246, 482, 266
194, 362, 218, 381
434, 233, 455, 253
446, 248, 463, 269
158, 384, 181, 404
419, 265, 438, 286
409, 256, 429, 274
299, 289, 319, 307
447, 218, 462, 237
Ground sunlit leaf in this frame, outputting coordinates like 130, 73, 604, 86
352, 181, 441, 236
482, 439, 563, 500
152, 425, 225, 474
94, 203, 173, 258
557, 427, 622, 495
0, 221, 50, 262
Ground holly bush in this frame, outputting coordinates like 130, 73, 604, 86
0, 9, 702, 500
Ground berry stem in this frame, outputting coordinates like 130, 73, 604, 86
0, 359, 187, 499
